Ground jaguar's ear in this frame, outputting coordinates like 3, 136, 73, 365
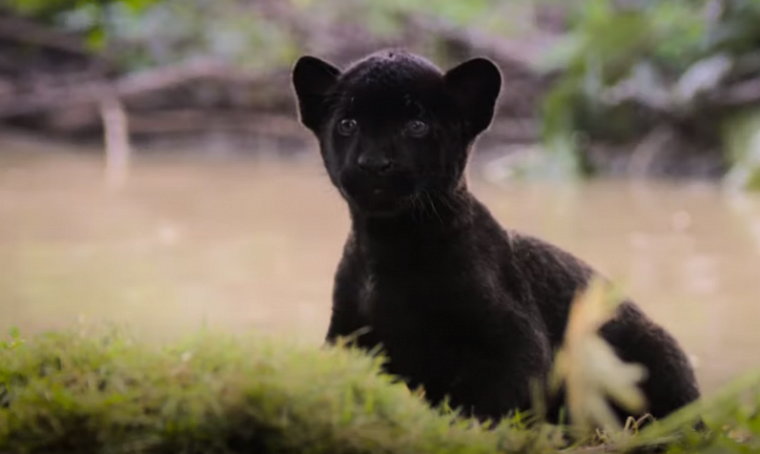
292, 56, 342, 133
444, 57, 502, 136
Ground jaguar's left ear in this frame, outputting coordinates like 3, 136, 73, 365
444, 57, 502, 136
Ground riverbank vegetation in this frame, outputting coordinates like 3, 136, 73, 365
1, 0, 759, 185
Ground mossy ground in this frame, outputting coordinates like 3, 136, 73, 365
0, 325, 757, 454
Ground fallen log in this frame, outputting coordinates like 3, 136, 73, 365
0, 57, 272, 119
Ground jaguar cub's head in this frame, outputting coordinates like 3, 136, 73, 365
291, 49, 501, 217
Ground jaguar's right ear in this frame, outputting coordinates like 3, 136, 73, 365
292, 56, 342, 133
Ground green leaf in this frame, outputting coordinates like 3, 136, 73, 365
722, 108, 760, 192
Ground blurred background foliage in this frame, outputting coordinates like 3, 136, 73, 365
2, 0, 760, 189
540, 0, 760, 189
3, 0, 518, 70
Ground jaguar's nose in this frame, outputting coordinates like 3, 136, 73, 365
357, 154, 392, 175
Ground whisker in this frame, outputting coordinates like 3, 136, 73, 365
410, 193, 423, 223
425, 190, 443, 224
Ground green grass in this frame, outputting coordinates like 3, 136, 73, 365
0, 325, 758, 454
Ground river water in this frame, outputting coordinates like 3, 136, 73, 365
1, 141, 759, 395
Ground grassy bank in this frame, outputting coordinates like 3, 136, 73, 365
0, 325, 758, 454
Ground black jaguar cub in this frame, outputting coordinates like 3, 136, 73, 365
291, 49, 701, 426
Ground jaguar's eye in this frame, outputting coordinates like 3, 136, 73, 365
337, 118, 358, 136
404, 119, 429, 138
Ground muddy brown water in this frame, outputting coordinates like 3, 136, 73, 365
1, 141, 760, 395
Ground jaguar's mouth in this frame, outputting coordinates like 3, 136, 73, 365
338, 173, 416, 217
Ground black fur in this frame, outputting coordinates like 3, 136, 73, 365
291, 49, 701, 426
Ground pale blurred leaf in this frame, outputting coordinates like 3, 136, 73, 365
551, 278, 648, 436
